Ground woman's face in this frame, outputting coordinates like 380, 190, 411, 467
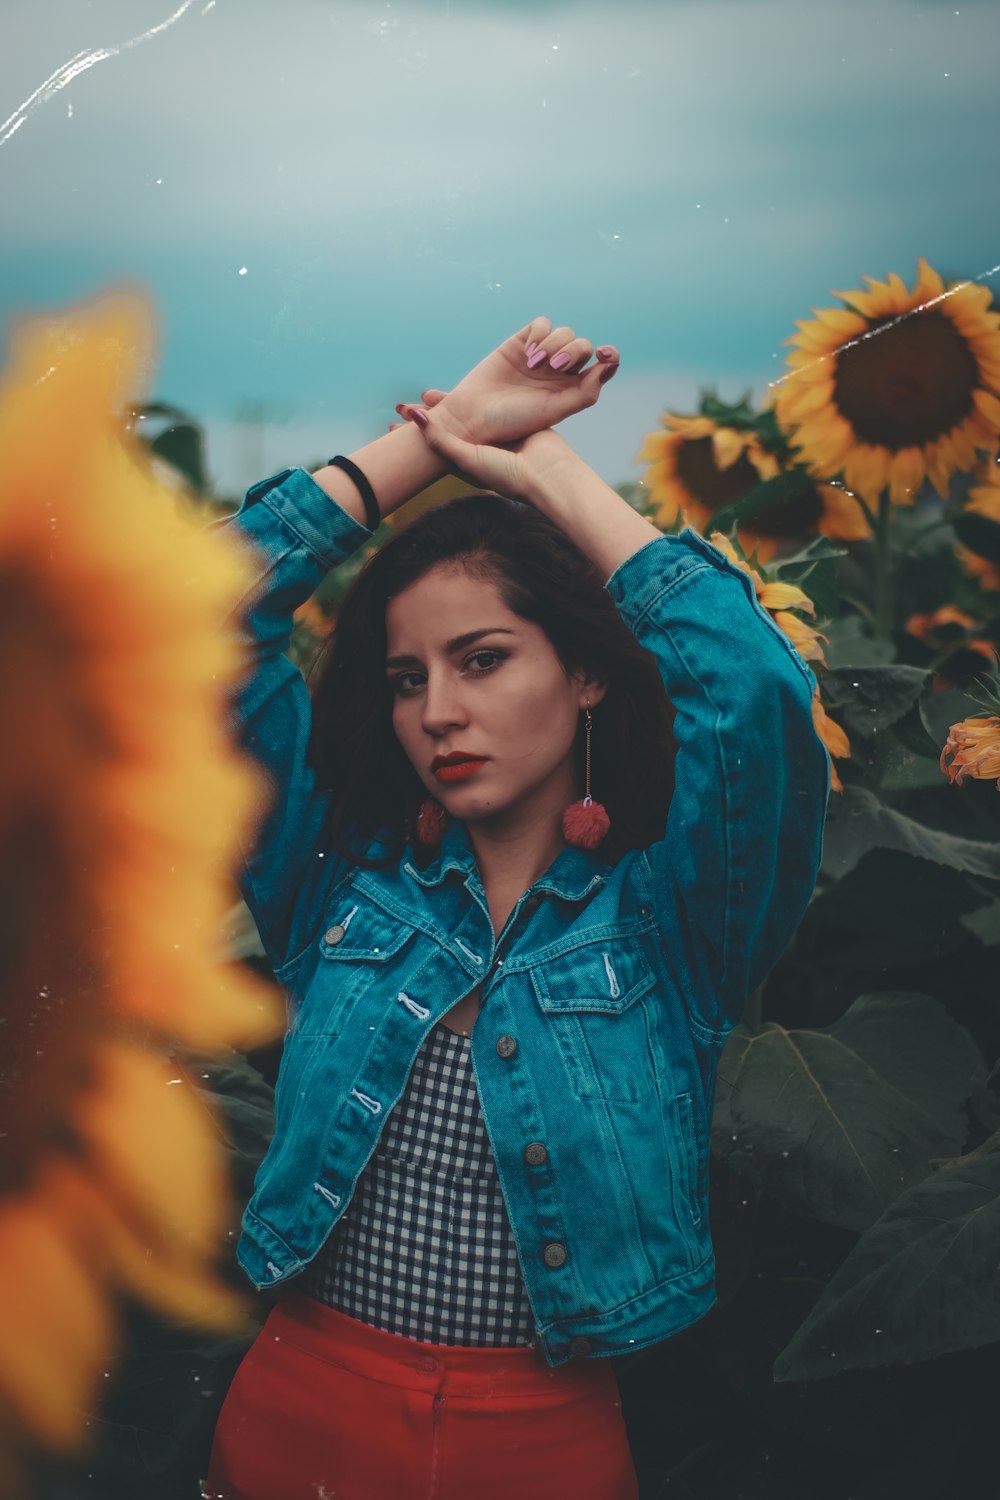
385, 562, 605, 830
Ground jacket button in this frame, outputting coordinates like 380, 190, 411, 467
568, 1337, 593, 1358
496, 1034, 518, 1059
324, 924, 346, 946
542, 1241, 568, 1268
523, 1142, 548, 1166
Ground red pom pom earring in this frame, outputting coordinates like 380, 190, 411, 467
416, 798, 449, 848
562, 705, 610, 850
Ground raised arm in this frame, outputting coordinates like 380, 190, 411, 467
407, 414, 830, 1036
311, 318, 619, 527
215, 321, 620, 977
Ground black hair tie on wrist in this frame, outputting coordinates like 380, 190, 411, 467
326, 454, 380, 532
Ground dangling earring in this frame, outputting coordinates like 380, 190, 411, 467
416, 798, 449, 848
562, 705, 611, 850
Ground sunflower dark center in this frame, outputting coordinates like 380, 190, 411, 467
832, 309, 978, 451
676, 439, 761, 510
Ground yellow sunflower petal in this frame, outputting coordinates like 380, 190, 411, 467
0, 1196, 115, 1452
888, 448, 926, 505
817, 484, 873, 540
72, 1041, 227, 1254
710, 426, 747, 471
757, 581, 816, 614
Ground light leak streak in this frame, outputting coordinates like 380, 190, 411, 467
0, 0, 203, 148
767, 262, 1000, 393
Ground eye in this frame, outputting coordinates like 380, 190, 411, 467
462, 647, 508, 677
388, 670, 425, 698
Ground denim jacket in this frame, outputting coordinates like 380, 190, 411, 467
213, 466, 829, 1367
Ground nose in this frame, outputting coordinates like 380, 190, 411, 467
421, 669, 469, 738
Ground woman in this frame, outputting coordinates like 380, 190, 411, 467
202, 320, 829, 1500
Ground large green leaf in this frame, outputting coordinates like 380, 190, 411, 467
770, 535, 845, 622
821, 666, 929, 742
821, 784, 1000, 881
822, 613, 895, 667
773, 1129, 1000, 1382
808, 848, 989, 943
712, 992, 984, 1233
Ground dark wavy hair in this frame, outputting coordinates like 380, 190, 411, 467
309, 495, 677, 865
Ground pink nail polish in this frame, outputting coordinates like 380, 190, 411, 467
411, 407, 428, 428
550, 352, 571, 370
525, 341, 538, 360
527, 349, 548, 369
596, 345, 615, 360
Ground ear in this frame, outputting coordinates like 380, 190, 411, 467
573, 670, 608, 710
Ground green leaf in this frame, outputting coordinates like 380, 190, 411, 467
773, 1129, 1000, 1381
822, 613, 895, 667
709, 467, 816, 533
954, 511, 1000, 566
698, 390, 758, 430
821, 784, 1000, 881
808, 847, 989, 943
770, 535, 845, 622
918, 683, 986, 746
961, 893, 1000, 945
712, 992, 984, 1235
151, 423, 209, 494
821, 666, 929, 742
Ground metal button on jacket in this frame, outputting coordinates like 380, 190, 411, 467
543, 1241, 568, 1268
524, 1142, 548, 1166
324, 924, 346, 946
496, 1034, 518, 1059
568, 1337, 593, 1358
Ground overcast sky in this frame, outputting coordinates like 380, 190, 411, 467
2, 0, 997, 494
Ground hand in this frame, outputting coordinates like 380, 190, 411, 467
394, 318, 619, 447
405, 415, 578, 504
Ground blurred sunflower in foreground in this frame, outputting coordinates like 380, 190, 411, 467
638, 402, 872, 563
774, 259, 1000, 505
0, 296, 281, 1474
708, 531, 851, 791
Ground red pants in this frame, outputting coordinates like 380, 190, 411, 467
202, 1291, 639, 1500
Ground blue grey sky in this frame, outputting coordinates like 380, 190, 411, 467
1, 0, 997, 493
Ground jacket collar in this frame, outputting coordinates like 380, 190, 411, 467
403, 819, 608, 903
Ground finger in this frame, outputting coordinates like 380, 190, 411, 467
547, 336, 593, 373
388, 421, 405, 431
419, 388, 448, 407
526, 324, 577, 369
394, 403, 430, 422
596, 345, 621, 385
578, 346, 621, 400
521, 315, 553, 362
409, 408, 479, 473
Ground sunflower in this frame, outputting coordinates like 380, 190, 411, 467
811, 691, 851, 794
638, 413, 870, 560
774, 259, 1000, 505
707, 530, 848, 790
0, 295, 281, 1459
940, 716, 1000, 790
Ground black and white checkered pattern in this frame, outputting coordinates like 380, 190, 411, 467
302, 1022, 535, 1347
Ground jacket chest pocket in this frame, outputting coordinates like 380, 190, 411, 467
295, 899, 418, 1038
531, 940, 657, 1104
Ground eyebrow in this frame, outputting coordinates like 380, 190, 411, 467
385, 627, 516, 670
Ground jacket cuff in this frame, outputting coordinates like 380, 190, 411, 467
240, 466, 373, 572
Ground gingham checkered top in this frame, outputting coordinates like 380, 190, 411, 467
301, 1021, 535, 1346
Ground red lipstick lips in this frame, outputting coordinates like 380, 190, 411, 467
432, 752, 489, 784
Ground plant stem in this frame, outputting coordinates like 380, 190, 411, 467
874, 489, 894, 644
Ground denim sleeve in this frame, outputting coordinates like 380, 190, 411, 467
606, 528, 830, 1038
207, 467, 373, 975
